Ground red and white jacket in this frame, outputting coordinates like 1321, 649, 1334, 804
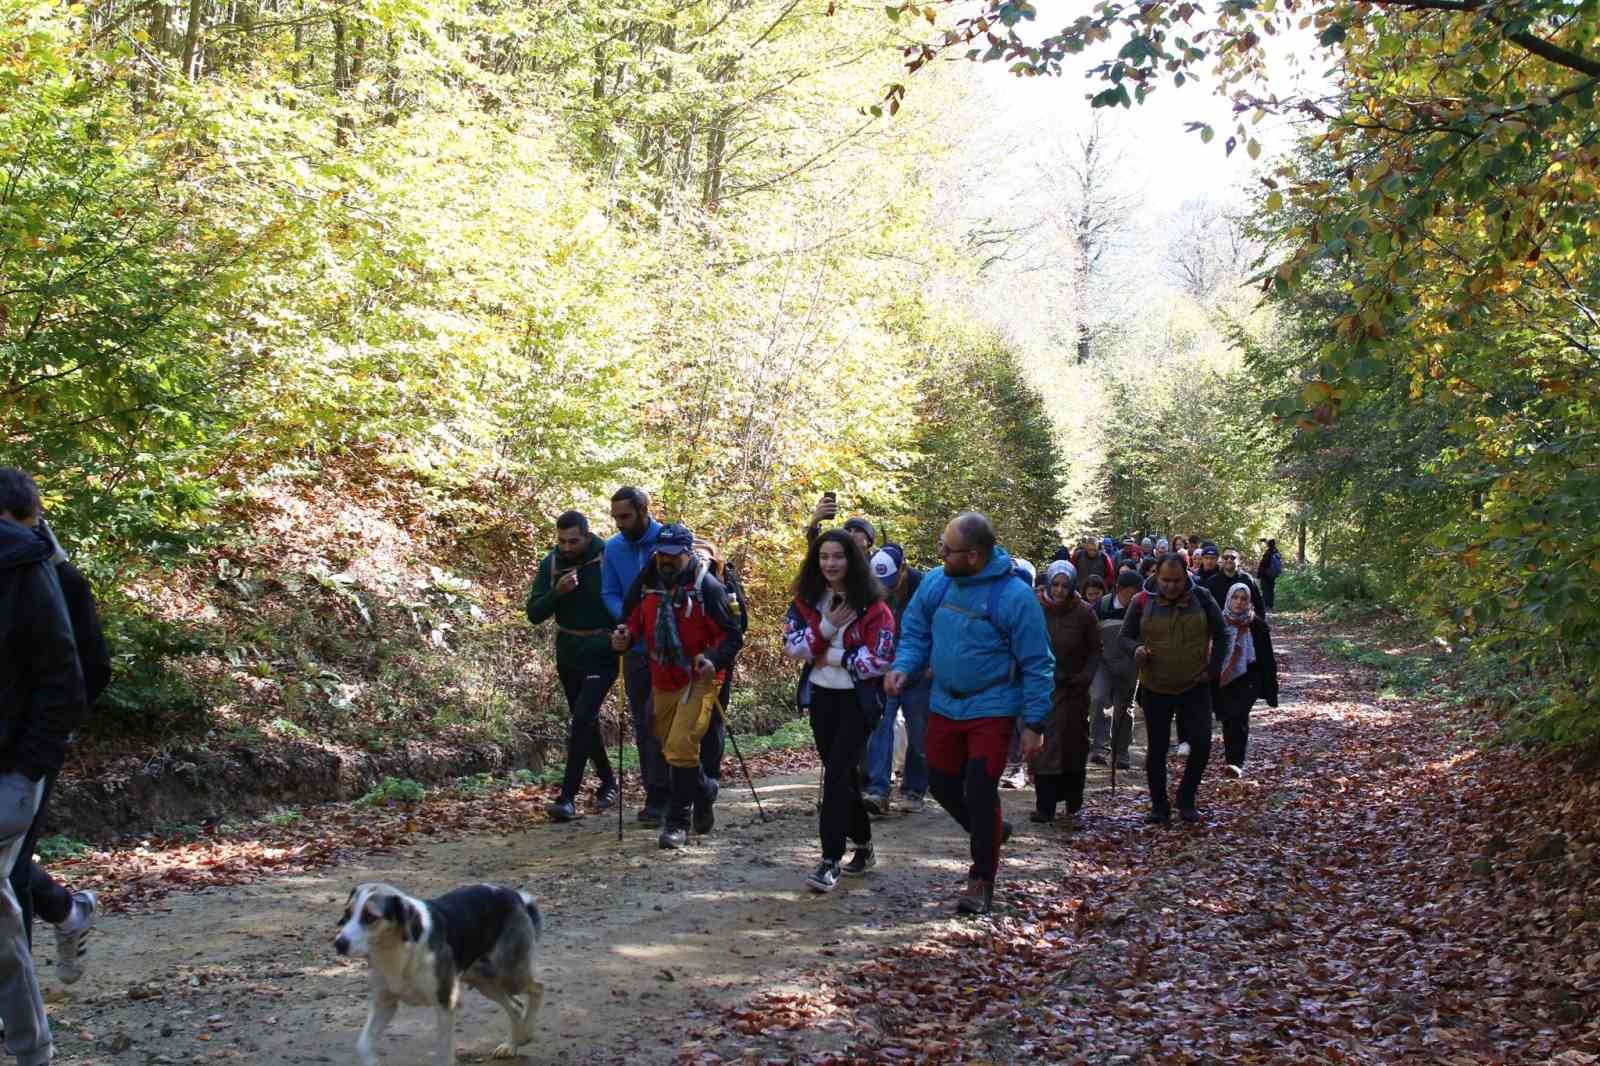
782, 598, 897, 681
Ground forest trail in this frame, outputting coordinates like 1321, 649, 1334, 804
37, 617, 1600, 1064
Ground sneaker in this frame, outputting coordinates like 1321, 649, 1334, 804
54, 891, 95, 985
842, 845, 876, 876
1089, 751, 1109, 767
1144, 810, 1171, 826
861, 793, 889, 817
594, 783, 619, 811
956, 876, 993, 915
636, 806, 664, 827
1226, 764, 1244, 779
658, 827, 688, 849
1001, 765, 1028, 789
806, 860, 842, 893
1178, 807, 1202, 824
1176, 742, 1191, 757
693, 780, 719, 835
899, 792, 926, 813
546, 799, 578, 822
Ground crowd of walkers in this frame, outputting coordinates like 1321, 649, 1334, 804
527, 487, 1284, 917
0, 465, 1289, 1065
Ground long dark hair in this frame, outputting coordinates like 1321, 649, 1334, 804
793, 530, 884, 611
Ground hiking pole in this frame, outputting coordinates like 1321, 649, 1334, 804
617, 652, 626, 843
721, 714, 769, 823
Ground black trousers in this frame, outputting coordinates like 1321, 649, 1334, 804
699, 671, 732, 782
557, 665, 618, 803
808, 686, 871, 862
1217, 673, 1257, 768
1139, 685, 1212, 813
11, 772, 73, 946
1260, 575, 1277, 609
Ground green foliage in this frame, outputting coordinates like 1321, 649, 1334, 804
34, 835, 91, 863
354, 777, 427, 807
92, 607, 213, 742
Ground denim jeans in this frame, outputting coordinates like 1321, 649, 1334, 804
863, 671, 930, 797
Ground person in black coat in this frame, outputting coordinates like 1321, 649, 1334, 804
1213, 581, 1278, 777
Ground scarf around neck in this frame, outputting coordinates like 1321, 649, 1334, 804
1219, 581, 1257, 686
651, 557, 701, 669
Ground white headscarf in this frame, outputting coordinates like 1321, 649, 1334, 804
1219, 581, 1257, 686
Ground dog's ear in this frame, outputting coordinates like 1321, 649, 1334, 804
384, 894, 424, 942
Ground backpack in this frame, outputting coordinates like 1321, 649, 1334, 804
1267, 551, 1284, 578
924, 568, 1033, 685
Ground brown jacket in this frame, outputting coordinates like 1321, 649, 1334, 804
1031, 595, 1102, 775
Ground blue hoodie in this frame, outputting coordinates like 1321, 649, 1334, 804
891, 546, 1055, 727
601, 518, 662, 623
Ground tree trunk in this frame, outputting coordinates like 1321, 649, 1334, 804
1297, 518, 1307, 565
333, 15, 352, 147
180, 0, 205, 79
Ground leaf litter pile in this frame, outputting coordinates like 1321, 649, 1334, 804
682, 627, 1600, 1065
51, 744, 819, 913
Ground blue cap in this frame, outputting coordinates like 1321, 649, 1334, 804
655, 523, 694, 555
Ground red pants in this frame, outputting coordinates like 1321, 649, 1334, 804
924, 712, 1014, 883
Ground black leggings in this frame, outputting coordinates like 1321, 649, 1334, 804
808, 686, 872, 862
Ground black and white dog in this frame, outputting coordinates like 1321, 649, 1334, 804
335, 882, 546, 1065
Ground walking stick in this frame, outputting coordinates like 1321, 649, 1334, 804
718, 700, 769, 822
617, 652, 626, 843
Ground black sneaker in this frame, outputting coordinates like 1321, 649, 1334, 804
806, 860, 842, 893
636, 806, 664, 827
658, 827, 688, 849
1116, 755, 1132, 771
693, 780, 719, 835
1178, 807, 1202, 824
546, 799, 578, 822
1089, 751, 1109, 767
842, 845, 876, 876
1144, 810, 1172, 826
1028, 810, 1053, 824
594, 784, 619, 811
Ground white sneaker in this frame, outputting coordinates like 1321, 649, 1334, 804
1226, 764, 1244, 779
55, 891, 96, 985
1176, 742, 1192, 757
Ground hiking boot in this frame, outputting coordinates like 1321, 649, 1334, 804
842, 845, 876, 876
692, 780, 719, 835
54, 891, 96, 985
658, 827, 688, 850
956, 877, 993, 916
546, 799, 578, 823
899, 792, 926, 813
636, 806, 664, 827
806, 860, 842, 893
594, 783, 619, 811
861, 793, 889, 817
1089, 751, 1109, 767
1144, 810, 1172, 826
1178, 807, 1203, 824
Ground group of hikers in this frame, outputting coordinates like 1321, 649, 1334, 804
528, 487, 1285, 917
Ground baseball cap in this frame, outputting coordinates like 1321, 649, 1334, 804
842, 516, 877, 545
1200, 544, 1220, 559
655, 523, 694, 555
870, 545, 904, 587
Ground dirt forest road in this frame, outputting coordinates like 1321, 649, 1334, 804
35, 618, 1600, 1065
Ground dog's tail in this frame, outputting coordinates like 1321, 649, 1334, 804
518, 890, 543, 940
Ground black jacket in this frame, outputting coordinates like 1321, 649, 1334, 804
0, 522, 87, 780
1200, 567, 1266, 618
58, 560, 111, 706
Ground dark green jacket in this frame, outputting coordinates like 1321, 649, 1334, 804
526, 535, 613, 672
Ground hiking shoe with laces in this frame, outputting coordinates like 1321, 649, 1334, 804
594, 783, 619, 811
1089, 751, 1109, 767
693, 780, 719, 835
842, 845, 876, 876
637, 806, 664, 827
658, 826, 688, 849
806, 860, 842, 893
861, 793, 889, 817
956, 877, 993, 916
55, 891, 96, 985
899, 792, 926, 813
546, 799, 578, 822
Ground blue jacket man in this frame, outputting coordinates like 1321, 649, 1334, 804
599, 487, 670, 822
887, 513, 1054, 916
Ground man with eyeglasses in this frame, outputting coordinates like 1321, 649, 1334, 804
886, 513, 1055, 916
1200, 546, 1267, 619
